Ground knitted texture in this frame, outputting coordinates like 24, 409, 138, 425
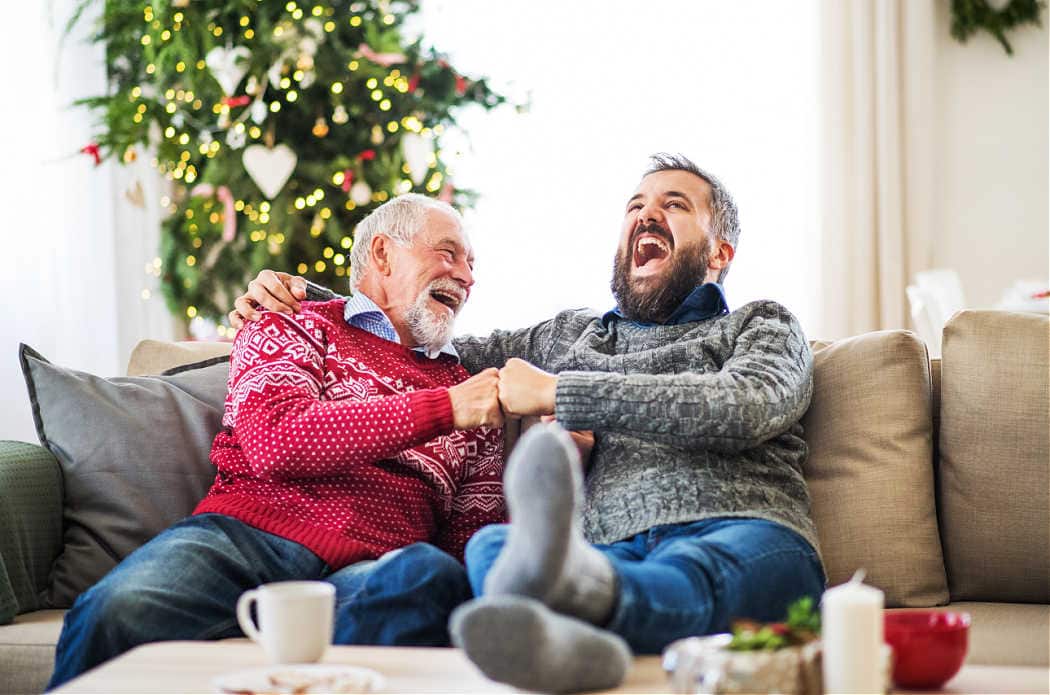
196, 299, 505, 566
453, 300, 818, 553
0, 441, 62, 622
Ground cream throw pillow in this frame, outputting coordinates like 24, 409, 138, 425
802, 331, 948, 607
938, 310, 1049, 603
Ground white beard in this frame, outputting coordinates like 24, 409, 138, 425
404, 279, 461, 355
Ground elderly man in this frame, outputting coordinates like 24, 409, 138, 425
47, 194, 506, 690
232, 154, 824, 694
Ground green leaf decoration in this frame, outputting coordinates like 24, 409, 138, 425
950, 0, 1045, 55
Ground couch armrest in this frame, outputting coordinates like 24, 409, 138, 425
0, 441, 62, 624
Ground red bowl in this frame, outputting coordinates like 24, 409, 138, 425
884, 610, 970, 689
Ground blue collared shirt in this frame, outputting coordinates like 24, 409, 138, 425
342, 291, 459, 361
602, 282, 730, 327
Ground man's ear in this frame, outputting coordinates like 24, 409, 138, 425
370, 234, 394, 276
708, 239, 735, 276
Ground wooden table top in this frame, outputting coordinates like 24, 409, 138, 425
54, 640, 1050, 694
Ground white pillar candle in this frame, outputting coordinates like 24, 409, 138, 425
821, 570, 884, 694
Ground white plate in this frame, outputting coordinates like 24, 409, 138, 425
212, 664, 385, 694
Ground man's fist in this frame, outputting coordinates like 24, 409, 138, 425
228, 270, 307, 329
498, 358, 557, 417
448, 368, 503, 430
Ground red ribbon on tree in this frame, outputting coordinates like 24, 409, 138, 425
341, 169, 354, 193
80, 142, 101, 166
222, 95, 252, 108
407, 72, 420, 94
357, 149, 376, 161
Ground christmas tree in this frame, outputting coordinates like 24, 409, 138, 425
72, 0, 508, 329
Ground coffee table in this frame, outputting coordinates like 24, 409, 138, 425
52, 640, 1050, 694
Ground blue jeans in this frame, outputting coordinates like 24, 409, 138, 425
48, 514, 471, 690
465, 517, 825, 654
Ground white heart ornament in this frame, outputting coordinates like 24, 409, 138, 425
401, 132, 433, 185
206, 45, 251, 95
242, 144, 298, 199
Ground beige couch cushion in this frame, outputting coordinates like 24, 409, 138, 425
0, 609, 65, 694
938, 310, 1050, 603
803, 331, 948, 607
126, 339, 233, 376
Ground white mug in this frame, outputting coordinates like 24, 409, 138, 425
236, 581, 336, 664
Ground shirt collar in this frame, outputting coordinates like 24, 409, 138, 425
602, 282, 730, 328
343, 291, 459, 361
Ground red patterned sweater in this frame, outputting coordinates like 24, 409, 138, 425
194, 299, 505, 567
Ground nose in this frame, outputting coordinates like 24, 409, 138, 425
637, 200, 665, 227
452, 256, 474, 290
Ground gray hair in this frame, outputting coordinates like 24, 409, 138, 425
644, 153, 740, 283
348, 193, 463, 289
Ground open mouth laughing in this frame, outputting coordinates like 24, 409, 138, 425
631, 225, 674, 276
428, 285, 465, 315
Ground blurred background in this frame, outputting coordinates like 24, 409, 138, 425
1, 0, 1046, 441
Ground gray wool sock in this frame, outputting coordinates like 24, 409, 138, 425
483, 422, 618, 625
450, 595, 631, 694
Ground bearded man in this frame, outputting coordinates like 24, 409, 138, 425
48, 194, 505, 690
231, 154, 824, 694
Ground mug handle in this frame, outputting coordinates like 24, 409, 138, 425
236, 589, 262, 643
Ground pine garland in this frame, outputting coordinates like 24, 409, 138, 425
950, 0, 1045, 55
70, 1, 511, 325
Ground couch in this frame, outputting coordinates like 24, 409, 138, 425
1, 310, 1047, 694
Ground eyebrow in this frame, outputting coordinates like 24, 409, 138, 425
626, 190, 695, 207
433, 237, 464, 250
434, 237, 475, 264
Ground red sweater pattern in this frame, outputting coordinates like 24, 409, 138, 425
194, 299, 505, 567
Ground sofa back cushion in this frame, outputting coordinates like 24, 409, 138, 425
127, 339, 233, 376
938, 310, 1049, 603
802, 331, 948, 607
19, 344, 230, 607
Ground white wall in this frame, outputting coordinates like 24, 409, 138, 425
930, 5, 1049, 307
416, 0, 823, 339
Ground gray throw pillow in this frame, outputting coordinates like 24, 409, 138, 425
18, 344, 230, 607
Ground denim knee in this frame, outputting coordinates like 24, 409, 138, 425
463, 524, 508, 595
383, 543, 470, 596
66, 579, 154, 646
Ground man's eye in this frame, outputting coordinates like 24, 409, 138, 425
627, 204, 642, 212
667, 201, 685, 209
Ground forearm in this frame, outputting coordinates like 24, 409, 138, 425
554, 367, 812, 452
236, 387, 453, 480
453, 318, 559, 374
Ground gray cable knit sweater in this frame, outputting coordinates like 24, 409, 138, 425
452, 300, 818, 554
306, 284, 818, 555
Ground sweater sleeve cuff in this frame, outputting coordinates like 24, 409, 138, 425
406, 387, 456, 439
305, 279, 342, 301
554, 371, 600, 432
